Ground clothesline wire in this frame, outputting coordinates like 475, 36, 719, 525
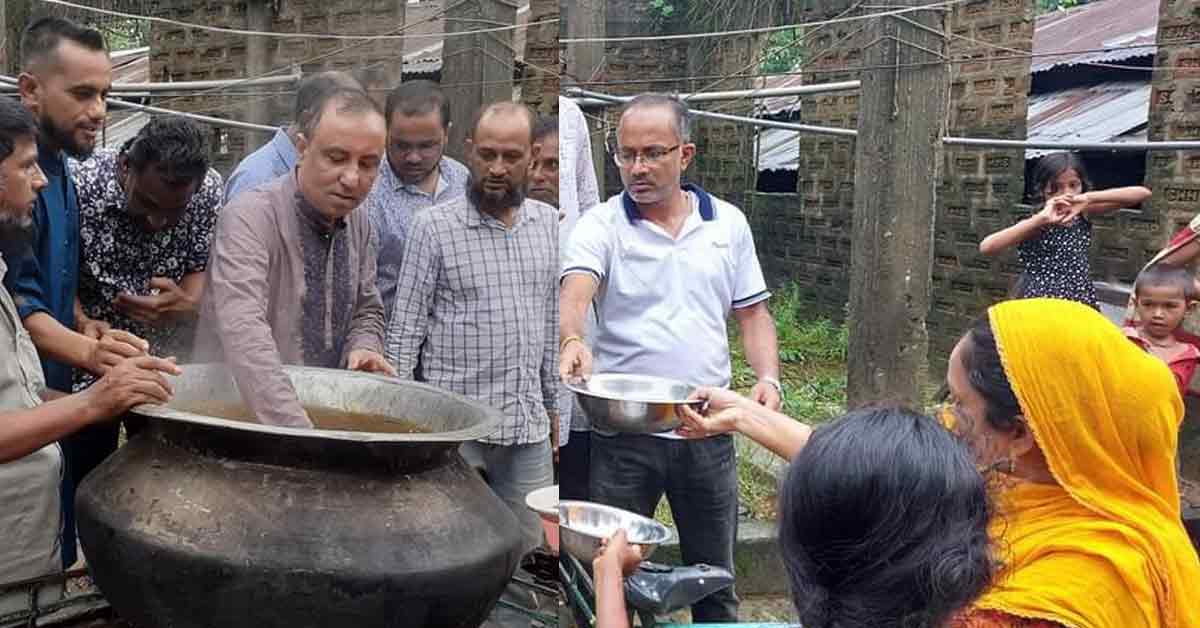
98, 72, 560, 100
564, 38, 1193, 90
683, 1, 865, 113
145, 0, 477, 110
559, 0, 971, 43
141, 45, 515, 118
888, 13, 1167, 74
39, 0, 557, 41
697, 23, 869, 118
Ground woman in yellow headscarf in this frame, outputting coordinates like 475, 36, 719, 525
674, 298, 1200, 627
943, 298, 1200, 627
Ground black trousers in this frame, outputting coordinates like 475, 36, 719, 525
589, 432, 739, 623
59, 414, 143, 567
558, 430, 591, 501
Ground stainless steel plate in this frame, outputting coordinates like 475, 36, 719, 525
558, 500, 672, 564
566, 373, 700, 434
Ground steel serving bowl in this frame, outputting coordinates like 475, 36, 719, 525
558, 500, 673, 564
566, 373, 702, 434
525, 485, 560, 555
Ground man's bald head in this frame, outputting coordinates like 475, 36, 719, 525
469, 101, 537, 145
618, 93, 691, 144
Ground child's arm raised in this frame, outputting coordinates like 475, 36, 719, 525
979, 197, 1069, 256
1068, 185, 1151, 215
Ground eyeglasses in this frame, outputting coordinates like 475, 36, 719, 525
613, 144, 680, 168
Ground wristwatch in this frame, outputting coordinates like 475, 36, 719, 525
760, 376, 784, 396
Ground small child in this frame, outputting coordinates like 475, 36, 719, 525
1123, 264, 1200, 397
979, 152, 1151, 309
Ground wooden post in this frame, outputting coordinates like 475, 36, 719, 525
846, 4, 949, 408
442, 0, 518, 162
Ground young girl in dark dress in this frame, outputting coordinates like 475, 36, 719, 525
978, 152, 1151, 308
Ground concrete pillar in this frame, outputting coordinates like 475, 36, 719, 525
564, 0, 605, 85
846, 1, 949, 408
522, 0, 558, 115
1145, 0, 1200, 499
244, 0, 274, 149
0, 0, 7, 75
3, 0, 32, 76
442, 0, 518, 162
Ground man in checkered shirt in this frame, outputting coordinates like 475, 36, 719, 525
384, 102, 558, 553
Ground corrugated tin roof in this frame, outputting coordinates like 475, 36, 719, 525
102, 110, 150, 150
106, 47, 151, 149
1025, 80, 1149, 158
400, 0, 530, 74
1031, 0, 1157, 73
754, 74, 805, 116
753, 0, 1157, 116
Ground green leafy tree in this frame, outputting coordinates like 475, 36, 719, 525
760, 29, 805, 74
95, 18, 148, 51
1036, 0, 1089, 15
647, 0, 680, 31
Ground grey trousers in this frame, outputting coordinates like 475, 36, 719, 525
460, 438, 555, 555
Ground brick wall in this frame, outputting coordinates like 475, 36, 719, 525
744, 0, 864, 317
594, 0, 766, 204
149, 0, 405, 176
744, 1, 1037, 364
927, 0, 1035, 362
596, 0, 691, 197
687, 35, 761, 211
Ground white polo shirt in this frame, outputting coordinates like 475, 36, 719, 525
562, 184, 770, 438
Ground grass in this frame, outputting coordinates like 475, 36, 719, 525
655, 284, 849, 524
730, 284, 848, 425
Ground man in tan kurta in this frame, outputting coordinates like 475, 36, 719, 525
194, 88, 394, 428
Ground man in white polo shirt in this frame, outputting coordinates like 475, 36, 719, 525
559, 93, 781, 623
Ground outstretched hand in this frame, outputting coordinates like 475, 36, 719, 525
85, 329, 149, 376
595, 529, 643, 577
86, 355, 182, 420
674, 386, 747, 439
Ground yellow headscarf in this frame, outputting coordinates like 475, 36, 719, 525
975, 298, 1200, 628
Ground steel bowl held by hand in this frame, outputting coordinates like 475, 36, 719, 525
525, 484, 560, 555
566, 373, 702, 434
558, 500, 672, 564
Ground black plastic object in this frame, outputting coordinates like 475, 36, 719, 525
624, 562, 735, 615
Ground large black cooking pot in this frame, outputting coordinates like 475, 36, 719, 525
75, 364, 523, 628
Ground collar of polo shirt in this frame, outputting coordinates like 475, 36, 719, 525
621, 182, 716, 225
